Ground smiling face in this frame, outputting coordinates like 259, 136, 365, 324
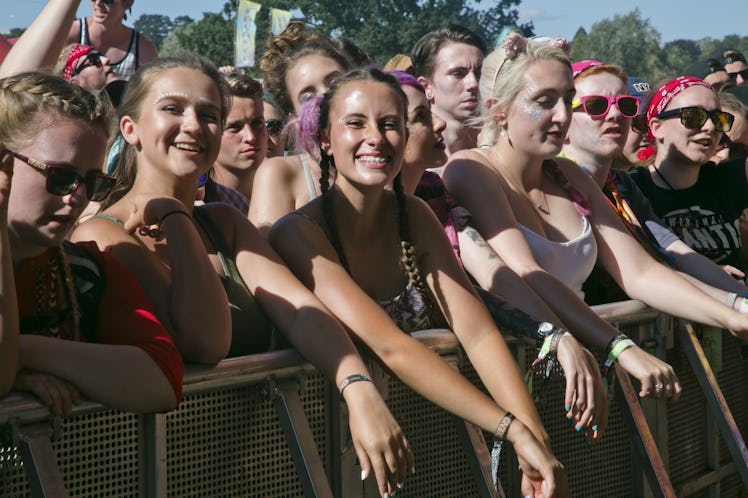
422, 41, 483, 123
285, 53, 345, 114
322, 79, 407, 190
402, 85, 446, 176
650, 85, 724, 166
90, 0, 130, 25
121, 67, 223, 182
501, 58, 574, 159
566, 71, 631, 166
216, 95, 267, 174
8, 118, 107, 256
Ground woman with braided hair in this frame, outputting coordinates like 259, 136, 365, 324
270, 67, 568, 497
0, 71, 183, 415
72, 55, 413, 498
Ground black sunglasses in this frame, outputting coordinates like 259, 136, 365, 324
73, 52, 103, 76
655, 107, 734, 132
5, 150, 116, 201
728, 68, 748, 81
631, 114, 648, 134
265, 119, 284, 135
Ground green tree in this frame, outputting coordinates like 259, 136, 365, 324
159, 10, 234, 66
573, 9, 664, 82
134, 14, 173, 49
569, 27, 588, 63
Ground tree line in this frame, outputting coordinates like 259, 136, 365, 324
4, 4, 745, 84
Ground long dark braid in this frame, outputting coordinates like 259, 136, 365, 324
392, 174, 435, 311
318, 153, 350, 271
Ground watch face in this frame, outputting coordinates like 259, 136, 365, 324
538, 322, 554, 334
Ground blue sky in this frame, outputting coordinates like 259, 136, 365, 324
3, 0, 746, 44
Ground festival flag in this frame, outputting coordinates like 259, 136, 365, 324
270, 8, 292, 35
235, 0, 262, 68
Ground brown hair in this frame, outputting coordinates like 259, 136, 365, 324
410, 24, 486, 80
103, 56, 230, 208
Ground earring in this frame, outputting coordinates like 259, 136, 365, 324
426, 91, 433, 99
498, 125, 506, 139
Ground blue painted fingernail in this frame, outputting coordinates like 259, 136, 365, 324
565, 405, 571, 411
592, 424, 599, 431
576, 425, 582, 432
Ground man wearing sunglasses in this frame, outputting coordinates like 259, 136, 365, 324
57, 43, 113, 93
65, 0, 157, 81
712, 48, 748, 87
204, 74, 269, 215
564, 62, 748, 305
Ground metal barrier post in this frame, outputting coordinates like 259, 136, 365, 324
139, 412, 167, 498
15, 421, 69, 498
269, 377, 334, 498
678, 322, 748, 488
613, 363, 676, 498
453, 419, 503, 498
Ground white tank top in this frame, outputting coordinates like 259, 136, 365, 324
518, 215, 597, 298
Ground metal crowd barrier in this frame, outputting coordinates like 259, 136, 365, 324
1, 301, 746, 497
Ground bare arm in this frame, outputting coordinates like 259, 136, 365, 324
0, 0, 81, 77
72, 198, 232, 363
248, 155, 301, 237
222, 207, 410, 496
666, 239, 748, 299
19, 336, 176, 412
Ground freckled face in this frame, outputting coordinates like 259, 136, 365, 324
504, 59, 574, 159
567, 72, 631, 162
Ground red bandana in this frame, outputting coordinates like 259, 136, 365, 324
62, 44, 94, 81
643, 76, 714, 150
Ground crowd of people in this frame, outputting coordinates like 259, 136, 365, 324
1, 0, 747, 495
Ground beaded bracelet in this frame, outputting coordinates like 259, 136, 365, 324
494, 411, 515, 441
337, 373, 372, 396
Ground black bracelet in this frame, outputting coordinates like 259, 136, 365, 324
160, 210, 190, 223
338, 373, 372, 395
494, 411, 515, 441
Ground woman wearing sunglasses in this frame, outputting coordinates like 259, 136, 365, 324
443, 35, 748, 409
563, 62, 748, 308
0, 72, 183, 415
629, 76, 748, 274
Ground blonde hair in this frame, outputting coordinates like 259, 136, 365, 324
479, 39, 571, 136
0, 71, 111, 150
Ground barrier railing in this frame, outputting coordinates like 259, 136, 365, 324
1, 301, 746, 497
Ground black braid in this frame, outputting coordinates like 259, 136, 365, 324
392, 174, 435, 310
319, 153, 350, 271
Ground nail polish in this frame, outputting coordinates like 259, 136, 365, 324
361, 469, 368, 481
592, 424, 599, 431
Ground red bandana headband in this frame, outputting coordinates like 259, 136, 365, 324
644, 76, 713, 145
62, 44, 94, 81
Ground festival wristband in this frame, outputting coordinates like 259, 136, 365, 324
494, 411, 515, 441
603, 339, 636, 373
338, 373, 373, 396
726, 292, 738, 308
740, 298, 748, 314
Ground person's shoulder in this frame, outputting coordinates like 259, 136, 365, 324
255, 154, 301, 182
65, 18, 83, 43
71, 211, 129, 247
136, 32, 158, 62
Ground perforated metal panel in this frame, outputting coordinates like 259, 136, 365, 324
165, 373, 330, 498
382, 358, 480, 497
461, 340, 634, 498
0, 410, 140, 497
668, 329, 748, 496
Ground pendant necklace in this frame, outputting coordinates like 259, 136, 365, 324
653, 165, 676, 190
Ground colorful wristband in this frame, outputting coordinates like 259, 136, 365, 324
740, 298, 748, 314
603, 339, 635, 372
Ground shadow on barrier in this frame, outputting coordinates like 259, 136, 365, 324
1, 301, 746, 497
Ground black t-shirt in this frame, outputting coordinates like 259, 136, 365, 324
629, 159, 748, 270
